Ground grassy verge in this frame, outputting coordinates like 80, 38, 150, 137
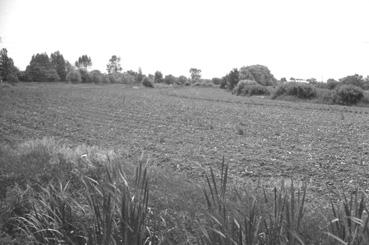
1, 138, 369, 244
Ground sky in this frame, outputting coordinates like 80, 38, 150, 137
0, 0, 368, 80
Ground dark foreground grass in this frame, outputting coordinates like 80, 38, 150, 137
1, 138, 369, 244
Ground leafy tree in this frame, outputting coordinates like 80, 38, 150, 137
0, 48, 17, 81
25, 53, 60, 82
327, 78, 339, 90
227, 68, 240, 90
78, 69, 91, 83
75, 55, 92, 69
189, 68, 201, 82
177, 75, 188, 85
363, 76, 369, 90
106, 55, 122, 74
339, 74, 365, 89
65, 61, 74, 74
239, 68, 255, 81
220, 76, 227, 89
280, 77, 287, 83
239, 65, 276, 86
164, 74, 177, 84
154, 71, 164, 83
137, 67, 144, 82
51, 51, 67, 80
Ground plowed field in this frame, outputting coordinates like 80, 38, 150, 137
1, 83, 369, 197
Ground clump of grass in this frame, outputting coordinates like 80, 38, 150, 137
82, 160, 150, 244
16, 160, 151, 245
327, 189, 369, 244
199, 159, 307, 245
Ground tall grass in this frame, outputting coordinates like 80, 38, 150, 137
327, 189, 369, 244
2, 138, 369, 244
199, 159, 306, 245
16, 160, 151, 245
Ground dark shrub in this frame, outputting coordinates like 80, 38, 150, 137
142, 77, 154, 88
176, 76, 188, 85
220, 77, 227, 89
89, 70, 104, 83
339, 74, 365, 89
154, 71, 164, 83
79, 69, 91, 83
164, 74, 177, 84
6, 73, 19, 83
327, 79, 339, 90
272, 82, 317, 99
233, 81, 270, 96
17, 71, 28, 82
211, 77, 222, 85
332, 85, 363, 105
108, 73, 123, 83
226, 68, 239, 90
66, 70, 82, 83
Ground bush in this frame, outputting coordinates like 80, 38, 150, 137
108, 73, 124, 83
239, 65, 277, 86
122, 72, 136, 84
6, 73, 19, 83
78, 69, 91, 83
339, 74, 365, 89
327, 79, 339, 90
211, 77, 222, 85
17, 71, 28, 82
89, 70, 104, 83
225, 68, 239, 90
332, 85, 364, 105
272, 82, 317, 99
142, 77, 154, 88
154, 71, 164, 83
176, 76, 188, 85
220, 77, 227, 89
164, 74, 177, 85
66, 70, 81, 83
233, 81, 270, 96
192, 79, 216, 87
102, 74, 110, 83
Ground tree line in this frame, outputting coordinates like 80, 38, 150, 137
1, 48, 368, 91
0, 49, 206, 86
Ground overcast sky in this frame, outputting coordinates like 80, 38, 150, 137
0, 0, 368, 80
